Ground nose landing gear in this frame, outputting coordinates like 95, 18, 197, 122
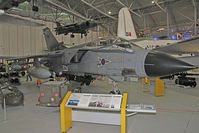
109, 81, 121, 94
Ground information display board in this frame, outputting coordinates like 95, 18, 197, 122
66, 93, 122, 111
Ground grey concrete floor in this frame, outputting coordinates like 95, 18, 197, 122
0, 77, 199, 133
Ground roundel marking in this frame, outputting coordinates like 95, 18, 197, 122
101, 58, 105, 65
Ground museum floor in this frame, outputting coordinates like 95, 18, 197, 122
1, 77, 199, 133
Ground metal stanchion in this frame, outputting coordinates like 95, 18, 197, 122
3, 98, 7, 121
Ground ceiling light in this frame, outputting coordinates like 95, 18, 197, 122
152, 0, 158, 3
0, 9, 5, 15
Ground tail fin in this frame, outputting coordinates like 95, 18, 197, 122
43, 27, 59, 51
117, 7, 137, 40
56, 22, 62, 27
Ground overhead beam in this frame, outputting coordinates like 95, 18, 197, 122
167, 7, 170, 38
169, 8, 178, 32
192, 0, 198, 35
81, 0, 117, 20
87, 1, 116, 12
129, 0, 135, 9
154, 0, 166, 12
116, 0, 142, 17
133, 0, 181, 12
45, 0, 89, 21
143, 10, 162, 16
177, 11, 193, 22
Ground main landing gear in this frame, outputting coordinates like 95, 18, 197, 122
175, 76, 197, 88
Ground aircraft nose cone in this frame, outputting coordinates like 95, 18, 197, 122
144, 50, 197, 77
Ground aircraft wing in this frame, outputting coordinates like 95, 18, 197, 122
5, 50, 64, 61
64, 23, 77, 27
155, 36, 199, 54
5, 54, 49, 61
69, 43, 92, 49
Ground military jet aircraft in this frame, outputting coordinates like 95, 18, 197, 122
11, 27, 196, 90
6, 25, 197, 92
0, 0, 30, 10
54, 21, 98, 38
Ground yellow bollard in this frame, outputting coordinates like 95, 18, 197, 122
60, 91, 72, 133
121, 93, 128, 133
155, 78, 164, 96
142, 77, 150, 92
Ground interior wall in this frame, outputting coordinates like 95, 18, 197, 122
0, 19, 98, 56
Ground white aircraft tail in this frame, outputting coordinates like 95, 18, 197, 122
117, 7, 137, 40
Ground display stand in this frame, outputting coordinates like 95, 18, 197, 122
60, 92, 156, 133
60, 91, 127, 133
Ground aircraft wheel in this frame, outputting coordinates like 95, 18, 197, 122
109, 91, 115, 94
14, 78, 19, 83
70, 34, 75, 38
175, 79, 179, 84
109, 90, 121, 94
192, 81, 197, 88
21, 71, 25, 76
10, 73, 14, 77
10, 79, 14, 83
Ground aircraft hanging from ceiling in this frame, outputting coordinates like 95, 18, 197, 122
0, 0, 39, 12
54, 21, 98, 38
0, 0, 30, 10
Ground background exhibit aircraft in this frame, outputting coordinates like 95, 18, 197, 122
54, 21, 98, 38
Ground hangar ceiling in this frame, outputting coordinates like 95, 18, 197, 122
4, 0, 199, 37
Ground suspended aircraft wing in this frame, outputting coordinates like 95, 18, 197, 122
64, 23, 77, 27
155, 36, 199, 54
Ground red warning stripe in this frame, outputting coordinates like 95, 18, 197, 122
157, 107, 199, 113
